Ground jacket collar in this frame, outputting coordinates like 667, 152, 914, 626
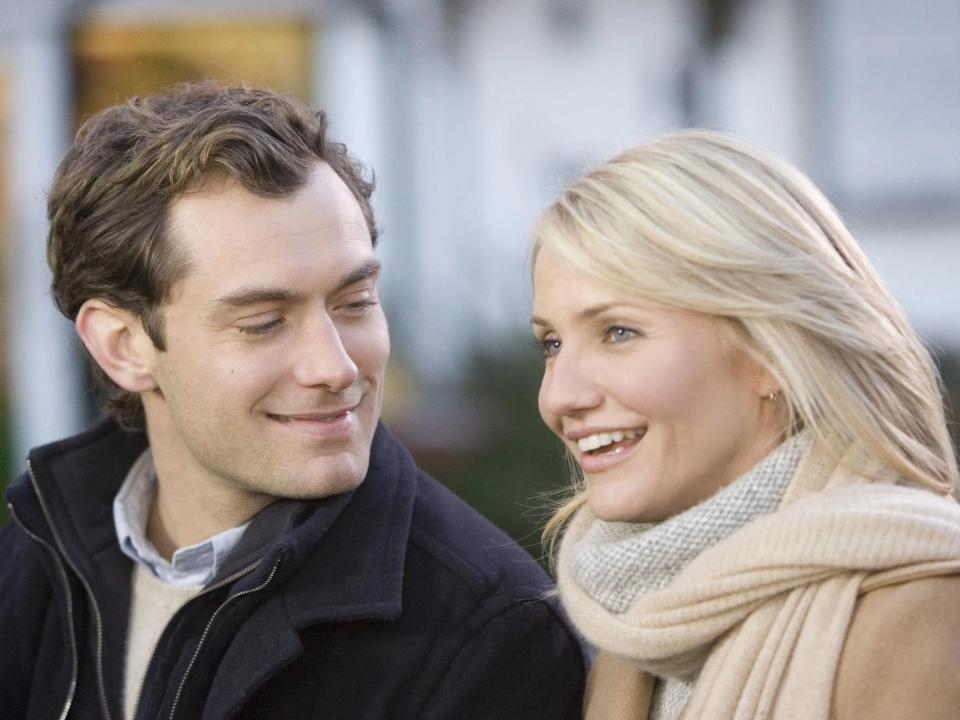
11, 417, 416, 624
200, 425, 419, 720
11, 418, 417, 720
12, 418, 149, 567
273, 422, 417, 625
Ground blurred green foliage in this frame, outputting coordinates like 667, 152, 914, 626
411, 338, 572, 568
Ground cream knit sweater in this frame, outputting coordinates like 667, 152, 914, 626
558, 442, 960, 719
124, 565, 202, 720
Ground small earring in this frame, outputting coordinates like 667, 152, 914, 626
765, 391, 779, 401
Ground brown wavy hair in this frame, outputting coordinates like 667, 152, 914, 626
47, 82, 377, 429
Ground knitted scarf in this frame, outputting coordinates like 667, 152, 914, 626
558, 439, 960, 719
574, 433, 810, 719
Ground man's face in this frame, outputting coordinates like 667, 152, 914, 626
140, 162, 389, 511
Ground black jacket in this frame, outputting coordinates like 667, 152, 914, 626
0, 419, 585, 719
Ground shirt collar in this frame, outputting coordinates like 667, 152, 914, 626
112, 449, 251, 586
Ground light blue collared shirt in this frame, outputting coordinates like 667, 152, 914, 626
113, 450, 251, 586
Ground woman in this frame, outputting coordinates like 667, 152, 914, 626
530, 130, 960, 719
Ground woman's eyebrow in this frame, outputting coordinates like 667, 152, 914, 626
531, 303, 629, 327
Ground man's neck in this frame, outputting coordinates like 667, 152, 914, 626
144, 477, 272, 560
140, 399, 276, 558
145, 497, 179, 562
142, 422, 272, 559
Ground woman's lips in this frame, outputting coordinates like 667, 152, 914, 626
574, 429, 646, 474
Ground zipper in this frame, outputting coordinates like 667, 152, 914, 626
19, 459, 283, 720
131, 559, 263, 720
8, 500, 78, 720
26, 459, 113, 720
167, 555, 283, 720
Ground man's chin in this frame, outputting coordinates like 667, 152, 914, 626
277, 465, 367, 501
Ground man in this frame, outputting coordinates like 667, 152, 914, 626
0, 83, 585, 720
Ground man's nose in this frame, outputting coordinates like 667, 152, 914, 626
538, 348, 603, 418
293, 315, 359, 392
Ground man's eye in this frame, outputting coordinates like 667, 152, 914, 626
343, 299, 379, 314
605, 325, 638, 343
238, 318, 284, 336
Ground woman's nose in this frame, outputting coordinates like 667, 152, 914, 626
538, 349, 603, 418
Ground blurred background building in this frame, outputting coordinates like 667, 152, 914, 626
1, 0, 958, 555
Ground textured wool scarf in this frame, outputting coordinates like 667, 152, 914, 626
558, 438, 960, 719
572, 433, 811, 719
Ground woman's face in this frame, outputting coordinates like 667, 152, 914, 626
532, 246, 781, 523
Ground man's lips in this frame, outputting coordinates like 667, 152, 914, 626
265, 403, 361, 442
266, 403, 359, 423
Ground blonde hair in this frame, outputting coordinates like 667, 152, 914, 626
534, 130, 959, 556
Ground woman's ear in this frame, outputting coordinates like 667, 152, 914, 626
739, 354, 780, 401
754, 368, 781, 401
75, 300, 159, 393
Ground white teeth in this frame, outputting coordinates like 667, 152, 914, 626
577, 435, 598, 452
576, 429, 643, 453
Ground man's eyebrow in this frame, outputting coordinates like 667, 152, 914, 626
212, 260, 383, 311
338, 259, 382, 290
214, 288, 301, 309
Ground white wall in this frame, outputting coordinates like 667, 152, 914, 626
388, 0, 698, 380
812, 0, 960, 352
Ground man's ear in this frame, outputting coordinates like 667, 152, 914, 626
75, 299, 159, 393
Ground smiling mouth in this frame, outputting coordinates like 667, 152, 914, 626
577, 427, 647, 455
267, 406, 356, 423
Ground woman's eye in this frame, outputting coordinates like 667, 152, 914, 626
538, 337, 561, 357
605, 325, 638, 343
238, 317, 284, 336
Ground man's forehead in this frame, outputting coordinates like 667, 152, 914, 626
164, 161, 372, 282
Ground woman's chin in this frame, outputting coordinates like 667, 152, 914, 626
585, 487, 660, 524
